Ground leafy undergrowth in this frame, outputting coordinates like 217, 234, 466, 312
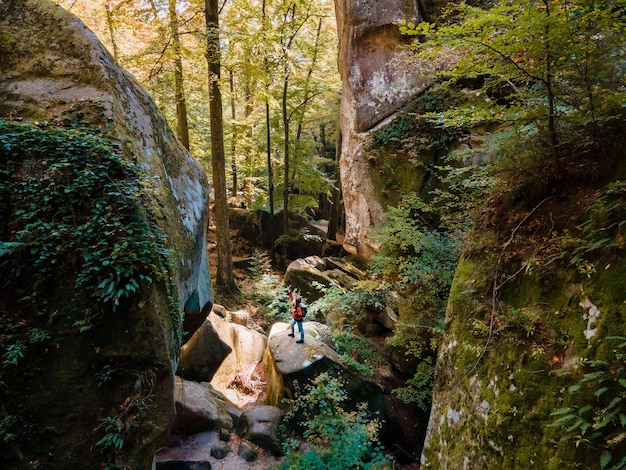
0, 119, 178, 466
278, 373, 392, 470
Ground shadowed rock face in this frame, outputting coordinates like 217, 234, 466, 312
334, 0, 432, 256
0, 0, 212, 467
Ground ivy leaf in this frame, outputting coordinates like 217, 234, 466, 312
600, 451, 612, 469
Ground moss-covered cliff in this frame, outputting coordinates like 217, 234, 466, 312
422, 159, 626, 467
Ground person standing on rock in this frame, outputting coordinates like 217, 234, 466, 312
287, 287, 305, 344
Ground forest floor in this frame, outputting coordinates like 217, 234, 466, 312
204, 223, 422, 469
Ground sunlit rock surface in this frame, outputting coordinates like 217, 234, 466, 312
334, 0, 432, 256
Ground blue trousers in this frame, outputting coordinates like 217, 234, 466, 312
290, 319, 304, 340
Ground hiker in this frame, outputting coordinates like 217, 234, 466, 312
287, 288, 305, 344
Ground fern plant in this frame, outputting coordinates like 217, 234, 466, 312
550, 336, 626, 470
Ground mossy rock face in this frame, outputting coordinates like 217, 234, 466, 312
422, 245, 626, 468
0, 0, 212, 467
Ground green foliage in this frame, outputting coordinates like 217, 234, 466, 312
392, 360, 435, 411
277, 373, 391, 470
571, 181, 626, 259
0, 119, 173, 313
333, 329, 378, 377
499, 306, 544, 339
0, 413, 17, 444
237, 250, 289, 321
401, 0, 626, 170
544, 181, 626, 276
274, 226, 323, 252
429, 150, 496, 229
266, 284, 293, 322
371, 193, 462, 316
95, 366, 157, 468
374, 91, 457, 154
386, 322, 441, 412
309, 281, 391, 326
550, 336, 626, 469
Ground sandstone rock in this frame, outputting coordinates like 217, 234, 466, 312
0, 1, 212, 467
210, 441, 231, 459
237, 441, 259, 462
375, 306, 398, 330
325, 268, 359, 289
178, 319, 232, 383
208, 311, 268, 385
211, 303, 228, 319
284, 257, 336, 302
230, 309, 249, 327
335, 0, 433, 256
172, 377, 235, 437
265, 323, 422, 463
236, 406, 285, 456
325, 256, 366, 280
263, 322, 384, 411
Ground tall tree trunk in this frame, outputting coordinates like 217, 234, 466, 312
243, 73, 254, 209
290, 17, 323, 187
229, 69, 238, 197
263, 0, 275, 262
205, 0, 236, 292
266, 99, 275, 262
543, 0, 559, 171
169, 0, 190, 150
281, 69, 290, 265
104, 2, 120, 60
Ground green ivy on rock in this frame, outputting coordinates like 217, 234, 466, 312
0, 118, 179, 354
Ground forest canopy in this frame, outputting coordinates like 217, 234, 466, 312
57, 0, 340, 215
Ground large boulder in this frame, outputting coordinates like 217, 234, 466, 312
171, 377, 236, 437
335, 0, 433, 256
284, 257, 337, 302
263, 322, 385, 413
284, 256, 367, 303
0, 1, 212, 467
207, 311, 268, 403
229, 208, 326, 259
236, 406, 285, 456
178, 316, 232, 383
422, 244, 626, 467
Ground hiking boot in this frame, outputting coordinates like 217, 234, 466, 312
296, 339, 304, 343
287, 333, 294, 337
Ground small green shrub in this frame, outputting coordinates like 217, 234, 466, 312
333, 329, 378, 377
237, 250, 287, 321
0, 413, 17, 444
309, 281, 391, 327
276, 373, 391, 470
371, 193, 462, 317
